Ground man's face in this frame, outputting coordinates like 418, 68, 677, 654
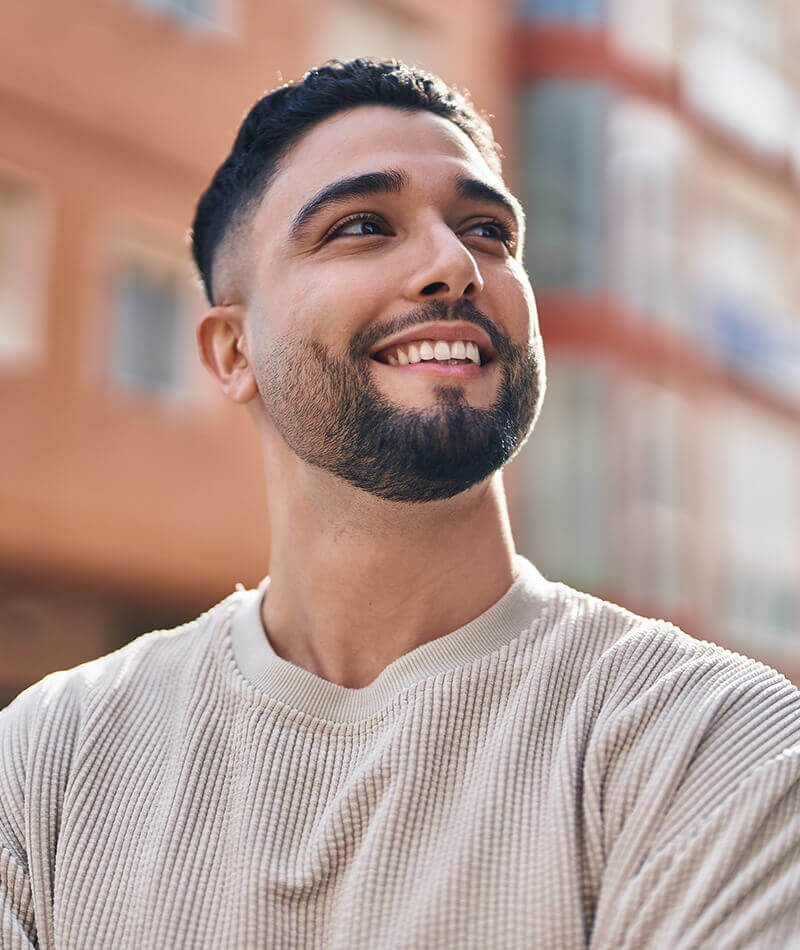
242, 105, 544, 502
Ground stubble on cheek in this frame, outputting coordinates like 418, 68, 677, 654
252, 335, 368, 457
250, 324, 545, 502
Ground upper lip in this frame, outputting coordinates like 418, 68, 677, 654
368, 322, 495, 362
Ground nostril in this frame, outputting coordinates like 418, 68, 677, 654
421, 281, 447, 296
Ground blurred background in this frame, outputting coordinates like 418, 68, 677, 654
1, 0, 799, 705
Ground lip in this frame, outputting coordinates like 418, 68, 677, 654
372, 360, 485, 379
368, 321, 495, 362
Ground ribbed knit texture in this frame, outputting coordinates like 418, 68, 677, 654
1, 555, 799, 949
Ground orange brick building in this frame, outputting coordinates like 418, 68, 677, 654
2, 0, 798, 704
0, 0, 514, 704
507, 0, 800, 684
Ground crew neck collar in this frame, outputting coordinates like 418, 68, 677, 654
228, 554, 552, 723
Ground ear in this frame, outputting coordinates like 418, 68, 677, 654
196, 304, 258, 404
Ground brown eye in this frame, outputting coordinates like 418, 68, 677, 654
463, 220, 513, 247
328, 215, 390, 239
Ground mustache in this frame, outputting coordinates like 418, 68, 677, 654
350, 300, 514, 361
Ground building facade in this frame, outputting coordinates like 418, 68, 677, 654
0, 0, 512, 704
507, 0, 800, 682
1, 0, 798, 704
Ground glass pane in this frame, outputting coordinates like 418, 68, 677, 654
112, 261, 180, 393
516, 0, 605, 26
0, 187, 14, 347
519, 81, 607, 292
606, 101, 685, 330
683, 0, 787, 156
608, 0, 675, 66
0, 181, 42, 364
514, 359, 612, 591
133, 0, 211, 24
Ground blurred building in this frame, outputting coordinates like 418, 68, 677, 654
0, 0, 512, 704
1, 0, 798, 705
507, 0, 800, 683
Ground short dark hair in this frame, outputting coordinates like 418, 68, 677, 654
191, 58, 503, 305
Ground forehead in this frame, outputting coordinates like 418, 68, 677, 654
258, 105, 502, 223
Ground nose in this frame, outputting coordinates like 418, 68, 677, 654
403, 222, 485, 303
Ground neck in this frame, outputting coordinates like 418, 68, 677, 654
260, 458, 517, 689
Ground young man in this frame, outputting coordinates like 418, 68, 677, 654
1, 59, 798, 948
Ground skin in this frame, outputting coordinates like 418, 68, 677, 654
197, 105, 543, 689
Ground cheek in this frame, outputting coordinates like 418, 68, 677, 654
518, 279, 539, 340
280, 264, 396, 344
486, 265, 536, 344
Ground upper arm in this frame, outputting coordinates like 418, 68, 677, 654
0, 842, 36, 949
591, 745, 800, 948
0, 674, 85, 949
584, 639, 800, 947
0, 693, 38, 949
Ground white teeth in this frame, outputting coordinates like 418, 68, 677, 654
381, 339, 484, 366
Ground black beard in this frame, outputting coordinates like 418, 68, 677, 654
253, 300, 544, 503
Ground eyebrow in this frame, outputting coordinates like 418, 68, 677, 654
289, 169, 409, 241
455, 176, 525, 234
287, 167, 525, 243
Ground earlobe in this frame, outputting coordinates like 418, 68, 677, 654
196, 305, 258, 404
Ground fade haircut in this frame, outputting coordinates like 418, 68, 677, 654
190, 58, 503, 305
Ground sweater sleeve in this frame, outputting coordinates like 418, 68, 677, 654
586, 630, 800, 949
591, 745, 800, 948
0, 692, 38, 949
0, 846, 35, 949
0, 670, 85, 950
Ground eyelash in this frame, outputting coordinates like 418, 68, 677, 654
469, 220, 514, 249
324, 213, 515, 250
324, 213, 389, 240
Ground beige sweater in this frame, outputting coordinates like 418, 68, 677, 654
1, 556, 799, 949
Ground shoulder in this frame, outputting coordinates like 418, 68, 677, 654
540, 577, 799, 726
529, 578, 703, 702
589, 606, 799, 741
550, 587, 800, 846
534, 575, 799, 790
576, 620, 800, 944
3, 588, 240, 728
0, 589, 243, 846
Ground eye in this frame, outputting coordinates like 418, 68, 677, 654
462, 219, 514, 249
325, 213, 391, 240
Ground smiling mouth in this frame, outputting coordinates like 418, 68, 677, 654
371, 338, 490, 368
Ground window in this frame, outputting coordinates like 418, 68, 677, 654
616, 380, 691, 613
0, 175, 48, 368
605, 99, 687, 331
107, 239, 200, 399
715, 404, 800, 664
690, 200, 800, 403
512, 357, 613, 592
128, 0, 228, 30
791, 85, 800, 184
683, 0, 788, 157
518, 81, 608, 292
513, 361, 696, 615
515, 0, 605, 26
608, 0, 675, 67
